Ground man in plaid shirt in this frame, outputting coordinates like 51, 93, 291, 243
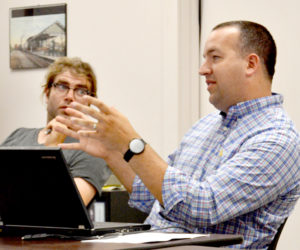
57, 21, 299, 249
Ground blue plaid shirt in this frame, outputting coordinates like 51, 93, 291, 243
128, 93, 300, 249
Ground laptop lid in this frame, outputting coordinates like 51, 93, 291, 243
0, 146, 149, 236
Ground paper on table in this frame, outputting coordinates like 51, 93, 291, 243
82, 232, 208, 244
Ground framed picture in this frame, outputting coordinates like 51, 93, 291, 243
9, 4, 67, 70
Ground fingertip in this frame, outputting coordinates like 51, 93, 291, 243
83, 95, 94, 104
55, 115, 63, 121
58, 143, 67, 150
70, 101, 77, 108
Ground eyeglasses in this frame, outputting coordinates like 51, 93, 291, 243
51, 83, 93, 99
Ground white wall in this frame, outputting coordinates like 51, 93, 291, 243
200, 1, 300, 249
0, 0, 200, 160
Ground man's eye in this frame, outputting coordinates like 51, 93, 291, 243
58, 84, 69, 90
76, 88, 88, 95
212, 55, 220, 60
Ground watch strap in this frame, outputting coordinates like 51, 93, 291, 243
123, 138, 146, 162
124, 149, 134, 162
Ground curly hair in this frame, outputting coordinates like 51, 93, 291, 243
42, 57, 97, 97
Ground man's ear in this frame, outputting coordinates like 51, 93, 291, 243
45, 88, 50, 104
245, 53, 259, 77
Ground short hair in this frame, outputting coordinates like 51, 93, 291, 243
43, 57, 97, 97
213, 21, 277, 81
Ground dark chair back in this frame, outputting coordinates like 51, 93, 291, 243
268, 219, 287, 250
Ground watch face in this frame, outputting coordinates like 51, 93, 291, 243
129, 139, 145, 154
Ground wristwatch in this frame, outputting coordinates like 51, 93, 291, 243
123, 138, 146, 162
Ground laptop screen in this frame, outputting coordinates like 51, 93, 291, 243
0, 147, 93, 230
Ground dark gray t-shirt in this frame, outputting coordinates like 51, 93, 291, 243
1, 128, 111, 196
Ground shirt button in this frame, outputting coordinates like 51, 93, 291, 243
219, 149, 223, 157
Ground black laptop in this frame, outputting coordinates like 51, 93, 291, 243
0, 146, 150, 237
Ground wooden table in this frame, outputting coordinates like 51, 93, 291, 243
0, 235, 242, 249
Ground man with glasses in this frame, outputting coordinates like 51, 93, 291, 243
1, 57, 111, 206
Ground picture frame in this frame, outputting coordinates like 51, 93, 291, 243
9, 3, 67, 70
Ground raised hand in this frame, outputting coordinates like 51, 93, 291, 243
54, 95, 140, 160
38, 118, 67, 146
54, 115, 112, 159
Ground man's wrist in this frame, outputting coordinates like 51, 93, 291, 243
124, 138, 147, 162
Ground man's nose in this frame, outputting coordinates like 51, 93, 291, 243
199, 61, 211, 76
65, 88, 76, 100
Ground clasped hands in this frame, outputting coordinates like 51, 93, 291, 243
54, 95, 140, 161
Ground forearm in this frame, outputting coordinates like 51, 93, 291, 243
104, 143, 168, 204
106, 152, 158, 213
74, 177, 96, 206
105, 151, 136, 193
122, 144, 168, 205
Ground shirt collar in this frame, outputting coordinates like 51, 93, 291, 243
220, 93, 283, 127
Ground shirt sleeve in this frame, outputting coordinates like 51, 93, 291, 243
128, 175, 156, 214
128, 151, 179, 214
160, 128, 299, 228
